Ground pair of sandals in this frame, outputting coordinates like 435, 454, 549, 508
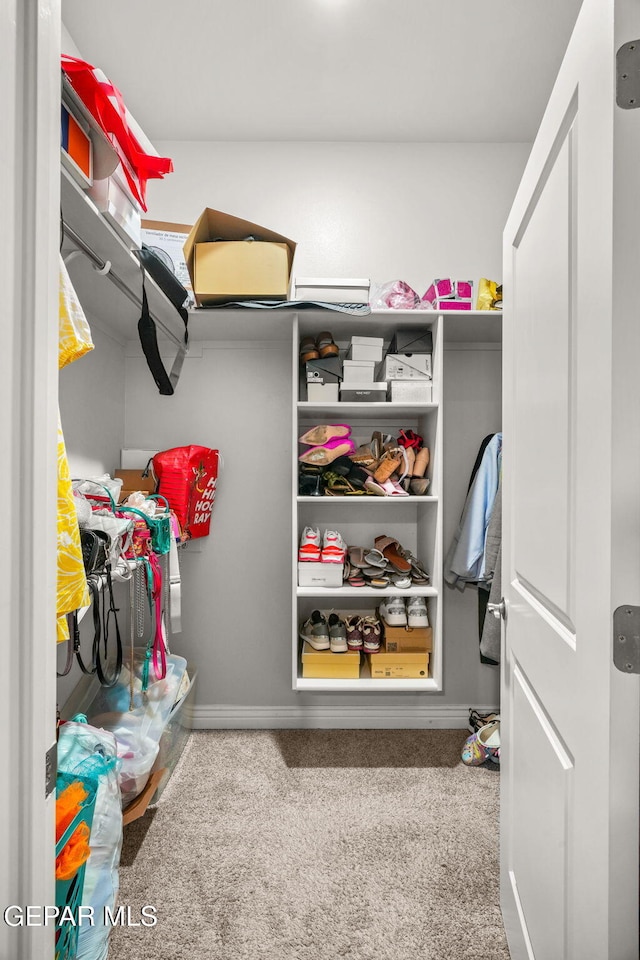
299, 331, 339, 364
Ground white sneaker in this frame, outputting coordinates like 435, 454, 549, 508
407, 596, 429, 628
299, 526, 321, 562
379, 596, 407, 626
321, 529, 346, 564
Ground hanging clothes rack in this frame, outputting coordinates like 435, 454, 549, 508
61, 218, 146, 314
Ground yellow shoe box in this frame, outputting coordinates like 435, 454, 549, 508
381, 623, 433, 654
301, 642, 361, 679
368, 648, 430, 679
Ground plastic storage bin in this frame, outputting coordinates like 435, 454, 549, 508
150, 664, 197, 803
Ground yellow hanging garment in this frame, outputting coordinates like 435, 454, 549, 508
56, 257, 94, 642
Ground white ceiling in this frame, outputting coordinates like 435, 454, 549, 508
62, 0, 583, 143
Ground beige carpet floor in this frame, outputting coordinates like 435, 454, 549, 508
111, 730, 509, 960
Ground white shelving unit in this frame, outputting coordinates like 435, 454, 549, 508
292, 310, 444, 692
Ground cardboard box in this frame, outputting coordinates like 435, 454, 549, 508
293, 277, 370, 304
301, 642, 361, 679
183, 208, 296, 306
340, 382, 388, 402
342, 360, 376, 383
307, 382, 339, 402
297, 562, 343, 588
389, 380, 433, 402
348, 336, 384, 362
305, 357, 342, 384
389, 329, 433, 355
382, 624, 433, 654
114, 469, 156, 503
368, 649, 430, 679
437, 299, 472, 311
381, 354, 432, 381
141, 220, 195, 306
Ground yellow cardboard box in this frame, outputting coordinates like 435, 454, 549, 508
368, 649, 430, 679
183, 207, 296, 306
382, 623, 433, 654
301, 642, 361, 679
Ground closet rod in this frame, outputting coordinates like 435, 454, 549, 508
61, 219, 184, 349
62, 219, 143, 314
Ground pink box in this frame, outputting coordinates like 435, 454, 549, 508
434, 278, 453, 298
455, 280, 473, 299
436, 298, 472, 310
422, 283, 437, 305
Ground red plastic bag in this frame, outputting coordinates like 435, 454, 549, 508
152, 446, 219, 540
61, 55, 173, 211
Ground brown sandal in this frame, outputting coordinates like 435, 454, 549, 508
316, 331, 339, 358
373, 449, 402, 484
374, 535, 412, 573
299, 335, 319, 364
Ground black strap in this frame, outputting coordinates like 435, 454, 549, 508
136, 255, 189, 397
73, 579, 100, 676
95, 565, 122, 688
57, 618, 75, 678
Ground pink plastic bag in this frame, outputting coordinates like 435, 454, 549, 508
369, 280, 421, 310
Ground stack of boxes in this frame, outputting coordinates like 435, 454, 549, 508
381, 328, 433, 403
370, 616, 433, 678
422, 278, 473, 311
304, 330, 434, 403
340, 337, 386, 402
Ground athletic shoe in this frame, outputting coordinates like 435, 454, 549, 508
345, 615, 363, 651
321, 529, 347, 564
298, 526, 321, 562
299, 610, 330, 650
379, 596, 407, 626
461, 719, 500, 766
406, 596, 429, 628
327, 613, 348, 653
360, 615, 382, 653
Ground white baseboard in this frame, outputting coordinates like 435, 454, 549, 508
188, 704, 499, 730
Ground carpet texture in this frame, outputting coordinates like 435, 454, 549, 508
111, 730, 509, 960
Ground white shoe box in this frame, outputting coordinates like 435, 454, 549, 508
347, 336, 384, 362
307, 382, 339, 402
381, 354, 432, 381
298, 562, 344, 588
342, 360, 376, 383
388, 380, 433, 402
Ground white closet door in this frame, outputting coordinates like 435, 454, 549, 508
502, 0, 640, 956
0, 2, 60, 958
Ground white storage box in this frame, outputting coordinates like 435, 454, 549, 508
389, 380, 433, 402
348, 336, 384, 363
340, 381, 388, 402
342, 360, 376, 383
298, 562, 344, 588
293, 277, 370, 304
382, 354, 432, 381
307, 382, 339, 402
89, 170, 142, 249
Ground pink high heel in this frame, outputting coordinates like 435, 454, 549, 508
298, 437, 356, 466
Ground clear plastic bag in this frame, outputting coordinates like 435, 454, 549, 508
369, 280, 421, 310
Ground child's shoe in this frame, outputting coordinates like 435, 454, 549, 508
461, 719, 501, 766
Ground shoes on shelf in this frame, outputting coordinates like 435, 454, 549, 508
299, 610, 330, 650
299, 437, 356, 466
390, 573, 412, 588
321, 529, 347, 564
299, 424, 351, 446
299, 335, 320, 364
298, 526, 321, 561
407, 596, 430, 628
298, 471, 325, 496
360, 615, 382, 653
345, 616, 363, 650
413, 447, 430, 478
316, 331, 340, 358
461, 719, 501, 766
398, 429, 423, 450
374, 535, 412, 573
379, 596, 408, 626
327, 613, 348, 653
410, 478, 430, 496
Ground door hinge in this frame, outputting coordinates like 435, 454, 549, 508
616, 41, 640, 108
45, 742, 57, 798
613, 606, 640, 674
